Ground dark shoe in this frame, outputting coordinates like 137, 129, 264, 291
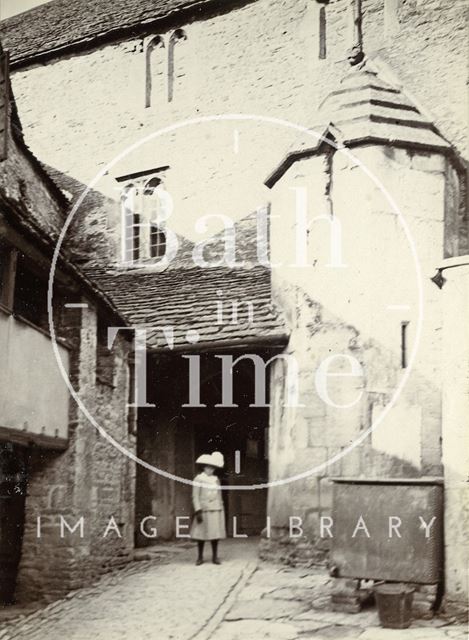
212, 557, 221, 565
196, 558, 204, 566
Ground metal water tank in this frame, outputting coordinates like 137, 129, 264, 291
330, 477, 443, 584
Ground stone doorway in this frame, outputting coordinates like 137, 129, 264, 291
135, 348, 272, 545
191, 391, 269, 538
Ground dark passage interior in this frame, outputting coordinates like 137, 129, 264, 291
0, 443, 27, 605
135, 349, 271, 545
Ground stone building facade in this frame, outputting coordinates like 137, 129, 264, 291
0, 47, 136, 603
0, 0, 467, 613
0, 0, 466, 234
263, 62, 466, 573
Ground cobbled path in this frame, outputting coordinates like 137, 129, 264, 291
1, 542, 467, 640
0, 540, 258, 640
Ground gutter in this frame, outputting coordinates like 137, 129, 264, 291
149, 333, 290, 354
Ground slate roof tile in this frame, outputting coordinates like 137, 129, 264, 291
0, 0, 244, 65
86, 264, 287, 351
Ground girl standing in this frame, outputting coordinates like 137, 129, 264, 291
191, 452, 226, 565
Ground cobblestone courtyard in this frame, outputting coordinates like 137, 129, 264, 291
0, 541, 467, 640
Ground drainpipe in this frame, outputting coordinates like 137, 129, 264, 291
437, 255, 469, 611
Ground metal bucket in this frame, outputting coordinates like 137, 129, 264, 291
374, 583, 414, 629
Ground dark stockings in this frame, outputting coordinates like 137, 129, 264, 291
196, 540, 220, 564
197, 541, 204, 561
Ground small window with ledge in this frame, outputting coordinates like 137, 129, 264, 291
117, 168, 170, 267
1, 244, 69, 338
401, 321, 409, 369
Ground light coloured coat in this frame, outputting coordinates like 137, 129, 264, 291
192, 472, 223, 512
191, 472, 226, 540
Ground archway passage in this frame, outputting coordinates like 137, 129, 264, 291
135, 349, 273, 546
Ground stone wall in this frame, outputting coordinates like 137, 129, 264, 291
0, 90, 136, 602
0, 115, 65, 243
262, 142, 450, 563
15, 301, 136, 602
440, 256, 469, 612
6, 0, 467, 249
363, 0, 468, 156
3, 0, 466, 592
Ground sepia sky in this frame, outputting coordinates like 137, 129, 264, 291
0, 0, 52, 20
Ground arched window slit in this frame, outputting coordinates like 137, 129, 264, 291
168, 28, 187, 102
145, 35, 164, 108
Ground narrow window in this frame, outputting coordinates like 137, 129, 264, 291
167, 28, 187, 102
150, 225, 167, 259
145, 35, 165, 108
143, 176, 161, 207
143, 177, 167, 260
401, 321, 409, 369
316, 0, 329, 60
121, 184, 140, 264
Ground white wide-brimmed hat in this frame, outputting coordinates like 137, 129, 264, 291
195, 453, 213, 466
210, 451, 224, 468
195, 451, 224, 468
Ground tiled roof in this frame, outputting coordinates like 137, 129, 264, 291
265, 62, 451, 188
0, 158, 128, 326
321, 64, 451, 151
0, 0, 246, 65
86, 265, 287, 351
40, 165, 279, 349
